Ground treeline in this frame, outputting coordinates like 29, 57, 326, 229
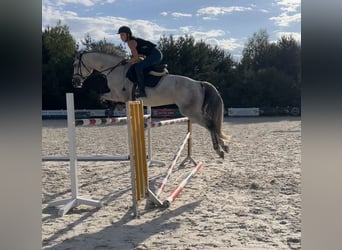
43, 22, 301, 110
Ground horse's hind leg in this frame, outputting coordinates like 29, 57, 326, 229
210, 131, 224, 158
218, 137, 229, 153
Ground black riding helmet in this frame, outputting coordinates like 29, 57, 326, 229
117, 26, 132, 36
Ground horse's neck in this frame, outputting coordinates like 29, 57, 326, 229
84, 53, 123, 71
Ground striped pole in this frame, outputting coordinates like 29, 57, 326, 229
150, 117, 189, 128
76, 115, 150, 126
155, 132, 191, 197
163, 162, 203, 208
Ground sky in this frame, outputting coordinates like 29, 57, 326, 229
42, 0, 301, 61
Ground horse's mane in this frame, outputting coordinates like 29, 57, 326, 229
79, 48, 126, 59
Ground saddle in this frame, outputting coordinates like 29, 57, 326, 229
126, 64, 169, 88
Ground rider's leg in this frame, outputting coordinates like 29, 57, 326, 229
134, 48, 163, 98
134, 65, 146, 97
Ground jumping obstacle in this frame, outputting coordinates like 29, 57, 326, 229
126, 100, 203, 216
43, 93, 201, 216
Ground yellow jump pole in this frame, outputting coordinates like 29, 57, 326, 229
127, 101, 147, 217
127, 101, 162, 218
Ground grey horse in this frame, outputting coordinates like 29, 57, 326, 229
72, 51, 230, 158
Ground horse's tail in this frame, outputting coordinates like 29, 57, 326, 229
201, 81, 230, 141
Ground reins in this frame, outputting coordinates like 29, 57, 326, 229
97, 59, 127, 76
75, 52, 126, 78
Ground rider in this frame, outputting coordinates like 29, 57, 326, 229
117, 26, 163, 98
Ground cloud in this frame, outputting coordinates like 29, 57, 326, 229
176, 27, 242, 53
270, 12, 301, 27
218, 38, 244, 51
277, 0, 301, 13
160, 11, 192, 18
54, 0, 98, 7
193, 29, 226, 39
270, 0, 301, 27
42, 3, 169, 45
178, 26, 225, 39
171, 12, 192, 18
197, 6, 253, 17
51, 0, 116, 7
202, 16, 217, 21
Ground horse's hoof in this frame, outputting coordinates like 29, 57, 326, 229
219, 151, 224, 159
223, 145, 229, 153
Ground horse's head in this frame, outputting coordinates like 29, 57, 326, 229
72, 52, 93, 88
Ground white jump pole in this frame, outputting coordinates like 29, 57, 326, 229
42, 155, 130, 162
47, 93, 102, 216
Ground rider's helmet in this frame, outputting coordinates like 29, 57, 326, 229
117, 26, 132, 36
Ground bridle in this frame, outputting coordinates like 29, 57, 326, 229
73, 53, 92, 80
73, 52, 126, 80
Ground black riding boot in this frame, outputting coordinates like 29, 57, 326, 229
135, 71, 147, 98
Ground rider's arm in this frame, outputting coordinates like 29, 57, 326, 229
127, 40, 141, 64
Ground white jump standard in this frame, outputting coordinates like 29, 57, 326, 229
47, 93, 102, 216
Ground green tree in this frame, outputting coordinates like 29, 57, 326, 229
158, 35, 179, 72
241, 29, 272, 71
42, 21, 76, 109
236, 30, 301, 109
275, 35, 301, 84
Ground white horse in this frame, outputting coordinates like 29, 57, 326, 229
72, 51, 230, 158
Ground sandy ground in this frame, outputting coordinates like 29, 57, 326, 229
42, 116, 301, 250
